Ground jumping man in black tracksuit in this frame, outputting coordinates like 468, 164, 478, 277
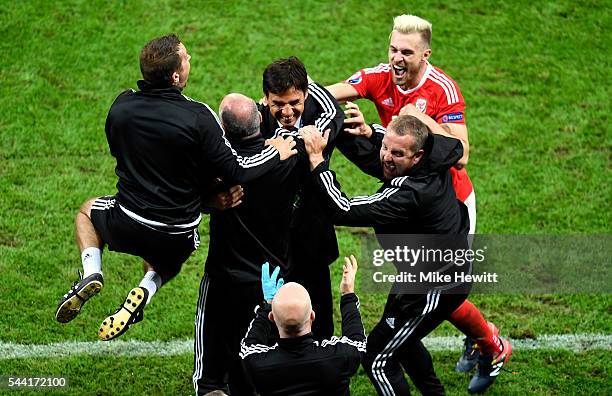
55, 34, 296, 343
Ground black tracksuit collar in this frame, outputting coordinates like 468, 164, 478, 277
406, 133, 463, 179
278, 332, 315, 348
227, 134, 265, 151
137, 79, 183, 94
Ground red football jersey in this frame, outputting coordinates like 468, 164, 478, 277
345, 62, 473, 201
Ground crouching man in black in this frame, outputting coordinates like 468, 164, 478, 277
240, 257, 365, 396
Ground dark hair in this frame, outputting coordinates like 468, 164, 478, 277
139, 34, 182, 86
220, 101, 260, 141
262, 56, 308, 96
387, 115, 429, 152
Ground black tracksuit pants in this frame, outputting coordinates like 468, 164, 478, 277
286, 259, 334, 341
363, 287, 468, 396
193, 273, 261, 396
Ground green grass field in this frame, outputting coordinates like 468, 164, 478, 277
1, 0, 610, 395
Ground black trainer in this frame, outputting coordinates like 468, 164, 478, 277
456, 321, 500, 372
468, 337, 513, 394
55, 272, 104, 323
98, 287, 148, 341
456, 336, 480, 372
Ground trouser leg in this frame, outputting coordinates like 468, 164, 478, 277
363, 318, 413, 395
227, 283, 261, 396
398, 341, 445, 396
363, 290, 467, 395
288, 263, 333, 340
193, 274, 230, 395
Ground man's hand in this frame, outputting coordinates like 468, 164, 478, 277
203, 185, 244, 210
266, 135, 297, 160
261, 262, 284, 303
398, 103, 469, 168
399, 103, 422, 117
343, 102, 372, 138
299, 125, 330, 170
340, 255, 358, 296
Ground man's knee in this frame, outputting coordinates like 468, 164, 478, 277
149, 262, 183, 285
78, 197, 100, 219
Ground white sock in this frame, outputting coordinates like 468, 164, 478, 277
138, 271, 162, 304
81, 247, 102, 278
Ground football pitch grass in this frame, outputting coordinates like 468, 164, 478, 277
1, 1, 610, 395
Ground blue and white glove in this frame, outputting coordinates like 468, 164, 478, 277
261, 262, 284, 302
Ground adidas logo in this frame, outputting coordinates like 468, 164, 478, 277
382, 97, 394, 107
489, 360, 503, 377
386, 317, 395, 329
489, 342, 508, 377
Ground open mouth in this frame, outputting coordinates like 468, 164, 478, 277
281, 116, 295, 126
393, 65, 406, 79
383, 162, 396, 175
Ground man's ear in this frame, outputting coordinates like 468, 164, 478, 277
171, 71, 180, 86
310, 310, 316, 322
303, 90, 309, 101
268, 311, 274, 322
413, 150, 425, 166
422, 48, 432, 62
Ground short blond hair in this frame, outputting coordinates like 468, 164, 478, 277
392, 14, 432, 48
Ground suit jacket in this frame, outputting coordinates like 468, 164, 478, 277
258, 82, 344, 268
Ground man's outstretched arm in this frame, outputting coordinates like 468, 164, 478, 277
339, 256, 366, 347
325, 82, 361, 103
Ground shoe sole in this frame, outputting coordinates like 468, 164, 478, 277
98, 287, 146, 341
55, 280, 103, 323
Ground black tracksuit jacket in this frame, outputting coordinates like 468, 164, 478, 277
205, 135, 308, 283
104, 80, 280, 227
258, 82, 345, 268
313, 133, 470, 297
240, 293, 366, 396
313, 132, 469, 234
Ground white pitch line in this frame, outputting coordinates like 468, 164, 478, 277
0, 334, 610, 360
422, 334, 612, 352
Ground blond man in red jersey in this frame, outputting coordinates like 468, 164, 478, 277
327, 14, 511, 394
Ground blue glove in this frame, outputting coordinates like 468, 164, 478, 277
261, 262, 284, 302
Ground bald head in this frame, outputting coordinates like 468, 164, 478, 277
219, 93, 260, 141
270, 282, 314, 338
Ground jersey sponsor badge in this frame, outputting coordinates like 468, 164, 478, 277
347, 71, 362, 85
441, 112, 464, 123
415, 98, 427, 113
